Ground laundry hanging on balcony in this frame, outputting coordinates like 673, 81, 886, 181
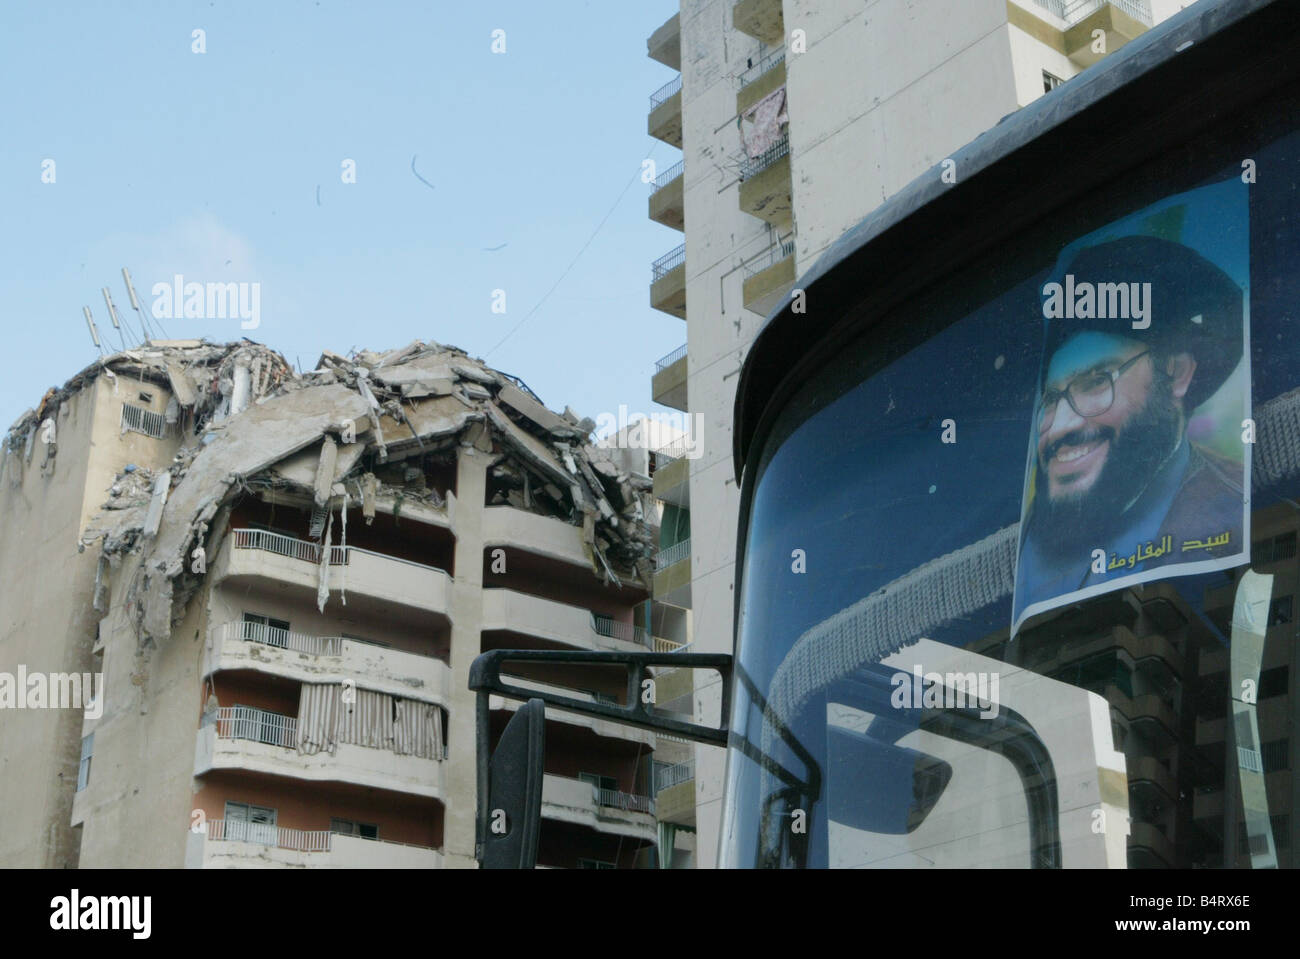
740, 86, 788, 159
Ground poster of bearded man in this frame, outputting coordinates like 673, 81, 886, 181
1011, 178, 1250, 635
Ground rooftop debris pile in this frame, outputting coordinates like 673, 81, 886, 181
8, 338, 657, 647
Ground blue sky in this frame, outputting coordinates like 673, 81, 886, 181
0, 0, 684, 434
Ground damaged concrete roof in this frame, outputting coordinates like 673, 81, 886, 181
9, 338, 658, 646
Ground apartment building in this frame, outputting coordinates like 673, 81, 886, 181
0, 338, 694, 869
644, 0, 1192, 865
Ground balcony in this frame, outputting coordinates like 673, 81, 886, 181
649, 159, 684, 231
482, 588, 650, 653
195, 707, 445, 799
742, 237, 796, 317
654, 537, 691, 607
647, 11, 681, 70
648, 75, 682, 148
737, 45, 786, 116
733, 0, 784, 45
1029, 0, 1152, 66
186, 820, 442, 868
481, 505, 589, 569
738, 133, 792, 227
651, 342, 688, 412
204, 621, 451, 705
655, 759, 696, 826
216, 529, 451, 620
652, 450, 689, 507
541, 774, 657, 841
650, 243, 687, 319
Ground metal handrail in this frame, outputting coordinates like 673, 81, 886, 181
739, 132, 789, 180
654, 439, 693, 463
655, 759, 695, 792
589, 614, 683, 652
230, 528, 447, 575
655, 538, 691, 570
742, 236, 796, 279
1036, 0, 1153, 25
739, 45, 785, 88
218, 621, 344, 657
655, 343, 688, 372
650, 74, 683, 110
594, 787, 656, 815
214, 705, 297, 749
651, 160, 684, 194
652, 243, 687, 281
204, 820, 439, 854
121, 403, 169, 439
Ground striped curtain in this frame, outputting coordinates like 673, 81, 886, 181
299, 683, 444, 760
297, 684, 340, 755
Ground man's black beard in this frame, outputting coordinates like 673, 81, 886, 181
1032, 382, 1183, 562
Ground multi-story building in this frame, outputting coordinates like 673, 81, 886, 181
643, 0, 1192, 865
0, 338, 692, 869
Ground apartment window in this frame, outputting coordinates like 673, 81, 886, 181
225, 801, 277, 844
1262, 739, 1290, 772
579, 773, 618, 795
1267, 595, 1293, 627
330, 817, 379, 840
242, 612, 291, 647
1043, 70, 1064, 94
1253, 531, 1297, 564
120, 402, 168, 439
1260, 666, 1289, 699
577, 858, 616, 869
76, 734, 93, 792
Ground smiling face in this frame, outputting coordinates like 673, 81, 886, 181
1037, 333, 1155, 500
1032, 332, 1196, 552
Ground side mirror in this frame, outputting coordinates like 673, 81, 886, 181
478, 697, 546, 869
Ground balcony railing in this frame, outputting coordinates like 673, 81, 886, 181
653, 439, 693, 463
651, 160, 684, 195
1034, 0, 1153, 25
206, 818, 332, 851
739, 45, 785, 88
742, 236, 796, 279
656, 538, 691, 570
655, 759, 695, 792
590, 614, 685, 652
655, 343, 688, 372
739, 132, 789, 180
218, 620, 344, 657
213, 705, 297, 749
652, 243, 686, 281
595, 787, 656, 815
649, 74, 683, 110
121, 403, 169, 439
230, 528, 446, 574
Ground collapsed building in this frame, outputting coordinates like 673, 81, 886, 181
0, 338, 694, 869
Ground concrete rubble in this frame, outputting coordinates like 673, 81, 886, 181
6, 339, 657, 647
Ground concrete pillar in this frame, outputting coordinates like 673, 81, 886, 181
444, 445, 489, 867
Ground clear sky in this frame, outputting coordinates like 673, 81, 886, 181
1, 0, 685, 436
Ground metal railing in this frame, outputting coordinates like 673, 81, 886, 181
214, 705, 297, 749
218, 621, 343, 657
655, 759, 695, 792
739, 45, 785, 88
595, 787, 656, 815
742, 236, 796, 279
655, 538, 691, 570
206, 819, 332, 851
230, 528, 446, 574
1035, 0, 1152, 25
590, 614, 685, 653
652, 243, 686, 281
650, 160, 684, 195
649, 74, 683, 110
739, 132, 789, 180
121, 403, 169, 439
651, 636, 687, 653
654, 438, 694, 463
655, 343, 688, 372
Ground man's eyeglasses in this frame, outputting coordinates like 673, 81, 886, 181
1037, 350, 1151, 431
